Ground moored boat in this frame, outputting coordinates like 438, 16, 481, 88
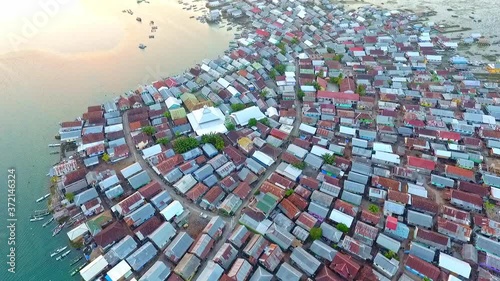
61, 250, 71, 258
48, 143, 61, 147
52, 222, 66, 237
42, 217, 54, 227
70, 256, 83, 266
70, 263, 87, 276
36, 193, 50, 202
30, 217, 44, 222
50, 246, 67, 257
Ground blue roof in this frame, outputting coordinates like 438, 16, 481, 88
128, 171, 151, 190
84, 156, 99, 167
126, 242, 158, 271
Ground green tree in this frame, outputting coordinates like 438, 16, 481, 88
275, 64, 286, 75
248, 118, 258, 127
65, 192, 75, 202
292, 162, 306, 170
422, 277, 431, 281
102, 153, 110, 162
156, 137, 170, 145
226, 123, 236, 131
285, 189, 294, 197
307, 81, 321, 91
163, 111, 171, 119
368, 204, 380, 214
260, 89, 269, 99
485, 201, 495, 212
297, 89, 305, 101
322, 153, 336, 165
327, 47, 334, 54
269, 69, 277, 80
254, 190, 261, 195
384, 250, 397, 260
329, 73, 344, 85
317, 69, 324, 78
291, 37, 299, 45
173, 136, 199, 154
310, 227, 322, 240
336, 223, 349, 233
142, 126, 156, 136
231, 103, 246, 112
258, 118, 270, 126
333, 54, 344, 61
356, 84, 367, 96
201, 133, 225, 151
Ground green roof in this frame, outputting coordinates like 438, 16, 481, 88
252, 62, 263, 70
256, 193, 278, 214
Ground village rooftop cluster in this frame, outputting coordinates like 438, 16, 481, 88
46, 0, 500, 281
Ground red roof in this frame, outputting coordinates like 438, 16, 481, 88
138, 181, 162, 200
407, 156, 436, 170
340, 78, 356, 93
300, 176, 320, 190
330, 253, 361, 281
186, 183, 209, 202
134, 216, 162, 239
260, 181, 285, 200
156, 155, 183, 175
279, 199, 301, 220
445, 165, 475, 179
202, 185, 224, 204
458, 181, 489, 197
296, 212, 318, 230
269, 173, 294, 189
287, 193, 309, 211
386, 216, 397, 230
405, 255, 441, 281
118, 192, 143, 214
451, 189, 483, 207
224, 146, 246, 166
316, 265, 343, 281
411, 195, 439, 214
415, 228, 449, 246
438, 130, 461, 141
255, 29, 270, 37
269, 128, 288, 140
360, 209, 380, 225
233, 182, 252, 199
64, 168, 87, 186
317, 91, 360, 101
93, 221, 127, 248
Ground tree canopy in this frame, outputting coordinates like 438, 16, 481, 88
275, 64, 286, 75
156, 137, 170, 145
248, 118, 257, 127
269, 69, 277, 80
292, 161, 306, 170
258, 118, 270, 127
297, 89, 305, 101
322, 153, 336, 165
102, 153, 110, 162
173, 136, 199, 154
329, 73, 344, 85
309, 227, 322, 240
201, 133, 225, 151
231, 103, 246, 112
142, 126, 156, 136
163, 111, 171, 119
260, 89, 269, 99
368, 204, 380, 214
65, 192, 75, 202
226, 123, 236, 131
336, 223, 349, 233
285, 189, 294, 197
356, 84, 367, 96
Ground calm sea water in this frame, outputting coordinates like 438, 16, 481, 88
0, 0, 233, 280
0, 0, 498, 280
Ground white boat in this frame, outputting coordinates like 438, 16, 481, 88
42, 217, 54, 227
52, 222, 66, 237
48, 143, 61, 147
61, 250, 71, 258
30, 217, 44, 222
50, 246, 67, 257
36, 193, 50, 203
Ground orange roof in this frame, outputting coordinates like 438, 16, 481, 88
445, 165, 474, 179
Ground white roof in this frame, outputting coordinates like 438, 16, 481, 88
160, 200, 184, 221
438, 252, 471, 278
165, 97, 181, 108
407, 183, 427, 198
299, 123, 316, 135
121, 163, 142, 179
283, 164, 302, 179
491, 187, 500, 200
142, 144, 162, 159
106, 260, 132, 281
266, 107, 279, 117
253, 151, 275, 166
373, 142, 393, 153
217, 77, 230, 88
187, 106, 227, 136
67, 223, 89, 241
230, 106, 266, 126
373, 151, 400, 164
339, 126, 357, 136
310, 145, 332, 158
328, 209, 354, 227
80, 255, 109, 281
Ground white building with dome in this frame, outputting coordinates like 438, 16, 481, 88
186, 106, 228, 136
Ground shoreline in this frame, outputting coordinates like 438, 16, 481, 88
27, 0, 500, 280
